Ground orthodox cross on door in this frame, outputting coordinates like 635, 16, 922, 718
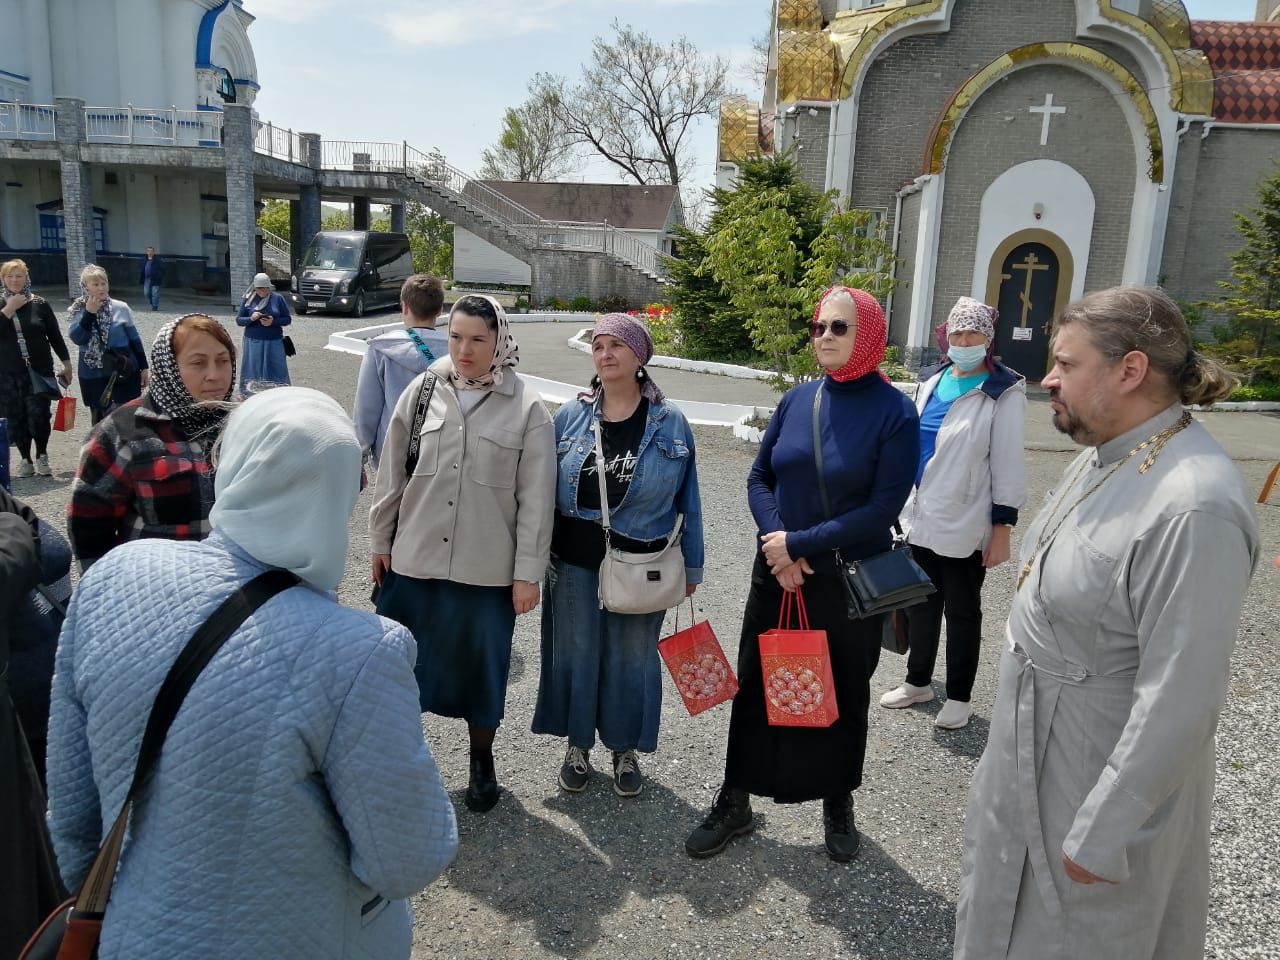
1029, 94, 1067, 146
1011, 252, 1050, 327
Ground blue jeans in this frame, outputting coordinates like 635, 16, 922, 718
143, 279, 160, 310
532, 557, 666, 753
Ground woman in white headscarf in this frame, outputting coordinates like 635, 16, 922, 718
370, 294, 556, 815
47, 387, 458, 960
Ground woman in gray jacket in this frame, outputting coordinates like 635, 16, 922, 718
879, 297, 1028, 730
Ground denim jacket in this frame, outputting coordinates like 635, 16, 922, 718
553, 397, 705, 585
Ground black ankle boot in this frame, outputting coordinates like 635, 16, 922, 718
822, 793, 860, 862
685, 785, 754, 859
465, 749, 499, 813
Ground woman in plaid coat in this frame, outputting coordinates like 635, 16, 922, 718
68, 314, 236, 572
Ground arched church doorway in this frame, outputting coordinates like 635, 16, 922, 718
986, 230, 1074, 381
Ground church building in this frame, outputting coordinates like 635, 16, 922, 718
718, 0, 1280, 377
0, 0, 259, 290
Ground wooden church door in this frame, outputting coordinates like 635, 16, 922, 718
993, 242, 1061, 380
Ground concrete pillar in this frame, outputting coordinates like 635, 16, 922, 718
390, 203, 406, 234
289, 200, 301, 271
299, 132, 322, 170
222, 103, 257, 306
55, 97, 95, 298
353, 196, 370, 231
298, 186, 321, 259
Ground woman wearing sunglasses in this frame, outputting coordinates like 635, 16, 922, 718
686, 286, 919, 863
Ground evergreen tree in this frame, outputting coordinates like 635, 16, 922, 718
1214, 162, 1280, 387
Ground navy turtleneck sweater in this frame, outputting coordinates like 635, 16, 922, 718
748, 372, 919, 567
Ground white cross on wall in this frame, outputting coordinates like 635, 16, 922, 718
1029, 94, 1067, 146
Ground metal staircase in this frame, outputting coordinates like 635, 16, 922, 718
317, 141, 666, 283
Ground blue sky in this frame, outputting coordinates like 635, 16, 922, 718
246, 0, 1261, 196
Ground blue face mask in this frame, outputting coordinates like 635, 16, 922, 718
948, 344, 988, 371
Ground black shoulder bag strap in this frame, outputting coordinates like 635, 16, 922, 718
66, 568, 300, 921
404, 372, 438, 477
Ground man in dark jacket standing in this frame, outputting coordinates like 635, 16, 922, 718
139, 246, 165, 311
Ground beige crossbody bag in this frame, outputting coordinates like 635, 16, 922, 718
592, 415, 685, 614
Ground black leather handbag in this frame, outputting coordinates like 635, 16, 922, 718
811, 386, 935, 621
19, 570, 299, 960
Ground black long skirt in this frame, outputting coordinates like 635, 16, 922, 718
723, 556, 882, 803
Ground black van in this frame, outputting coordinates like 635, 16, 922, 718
291, 231, 413, 317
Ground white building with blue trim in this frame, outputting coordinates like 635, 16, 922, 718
0, 0, 259, 290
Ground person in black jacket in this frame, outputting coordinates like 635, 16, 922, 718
139, 245, 165, 310
0, 510, 67, 958
1, 259, 73, 478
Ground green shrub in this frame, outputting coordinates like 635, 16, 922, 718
1226, 383, 1280, 402
570, 295, 596, 312
544, 296, 570, 310
597, 294, 630, 313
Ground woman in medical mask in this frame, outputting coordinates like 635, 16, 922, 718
879, 297, 1028, 731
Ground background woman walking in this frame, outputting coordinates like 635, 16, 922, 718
235, 273, 291, 392
1, 259, 72, 478
68, 264, 150, 424
686, 286, 918, 863
532, 313, 704, 798
370, 295, 555, 813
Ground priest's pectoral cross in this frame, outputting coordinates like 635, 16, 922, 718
1030, 94, 1067, 146
1011, 253, 1050, 328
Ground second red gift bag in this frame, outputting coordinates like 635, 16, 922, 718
658, 601, 737, 716
758, 587, 838, 728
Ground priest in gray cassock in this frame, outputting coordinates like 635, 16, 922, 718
954, 286, 1260, 960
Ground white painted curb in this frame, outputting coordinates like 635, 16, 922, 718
326, 323, 771, 427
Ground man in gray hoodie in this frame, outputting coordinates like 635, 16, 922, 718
353, 274, 447, 470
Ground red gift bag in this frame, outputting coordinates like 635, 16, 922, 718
758, 588, 838, 728
658, 600, 738, 716
53, 394, 77, 432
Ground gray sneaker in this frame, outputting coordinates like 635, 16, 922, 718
559, 745, 591, 792
34, 454, 52, 476
611, 750, 642, 798
14, 459, 34, 478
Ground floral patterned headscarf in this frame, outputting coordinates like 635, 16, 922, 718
446, 294, 520, 391
814, 286, 888, 383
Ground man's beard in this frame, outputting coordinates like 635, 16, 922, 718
1050, 392, 1101, 446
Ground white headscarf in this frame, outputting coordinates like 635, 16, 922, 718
210, 387, 361, 591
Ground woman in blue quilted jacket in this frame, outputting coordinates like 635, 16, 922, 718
46, 387, 458, 959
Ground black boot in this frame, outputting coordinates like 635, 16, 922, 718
822, 793, 860, 862
685, 785, 754, 859
465, 749, 499, 813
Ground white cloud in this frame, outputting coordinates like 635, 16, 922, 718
251, 0, 342, 25
372, 0, 572, 47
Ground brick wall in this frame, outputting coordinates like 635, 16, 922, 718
791, 107, 831, 193
850, 0, 1086, 215
1159, 126, 1280, 321
935, 63, 1136, 329
529, 250, 667, 308
222, 104, 257, 305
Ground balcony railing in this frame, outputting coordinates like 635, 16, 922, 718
536, 221, 661, 276
253, 120, 305, 163
84, 106, 222, 145
0, 103, 56, 140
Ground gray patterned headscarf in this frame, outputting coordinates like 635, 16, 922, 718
67, 295, 114, 371
146, 315, 237, 441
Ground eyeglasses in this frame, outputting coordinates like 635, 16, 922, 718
810, 319, 851, 338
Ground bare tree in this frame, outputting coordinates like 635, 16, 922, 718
477, 95, 577, 182
533, 22, 729, 188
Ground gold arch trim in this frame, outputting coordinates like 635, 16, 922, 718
925, 42, 1165, 183
830, 0, 945, 101
985, 229, 1076, 371
1097, 0, 1214, 115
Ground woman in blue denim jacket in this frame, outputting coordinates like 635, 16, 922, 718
532, 313, 704, 799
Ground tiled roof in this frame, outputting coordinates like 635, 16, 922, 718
1190, 20, 1280, 123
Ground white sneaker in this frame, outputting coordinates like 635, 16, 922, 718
879, 682, 934, 709
34, 454, 52, 476
14, 459, 34, 478
935, 699, 973, 729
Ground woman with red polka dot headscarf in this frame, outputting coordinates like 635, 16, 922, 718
686, 286, 920, 864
